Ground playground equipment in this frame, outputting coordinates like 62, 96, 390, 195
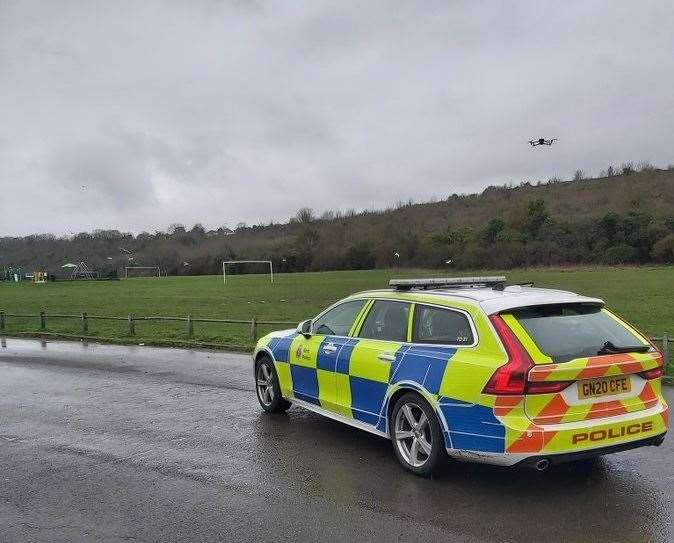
61, 262, 98, 280
1, 267, 23, 282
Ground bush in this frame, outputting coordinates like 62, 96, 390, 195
451, 244, 490, 269
345, 241, 375, 270
525, 199, 549, 240
652, 234, 674, 263
603, 244, 640, 264
481, 217, 505, 243
621, 162, 636, 176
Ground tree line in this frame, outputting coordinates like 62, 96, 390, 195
2, 166, 674, 277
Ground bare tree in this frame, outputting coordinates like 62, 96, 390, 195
295, 207, 315, 224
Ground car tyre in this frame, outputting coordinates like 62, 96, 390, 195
390, 392, 445, 477
255, 355, 291, 413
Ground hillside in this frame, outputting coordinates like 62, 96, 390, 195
2, 167, 674, 276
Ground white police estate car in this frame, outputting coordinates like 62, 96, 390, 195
253, 277, 668, 475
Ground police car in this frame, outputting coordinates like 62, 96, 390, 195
253, 277, 669, 475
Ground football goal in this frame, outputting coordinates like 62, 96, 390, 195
125, 266, 162, 278
222, 260, 274, 284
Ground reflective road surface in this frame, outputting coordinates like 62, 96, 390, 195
1, 338, 673, 542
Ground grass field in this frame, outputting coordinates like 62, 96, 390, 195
1, 267, 674, 354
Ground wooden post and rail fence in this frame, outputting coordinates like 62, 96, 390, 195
0, 310, 671, 379
0, 310, 295, 345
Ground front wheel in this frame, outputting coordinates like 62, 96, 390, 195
255, 355, 291, 413
390, 392, 444, 476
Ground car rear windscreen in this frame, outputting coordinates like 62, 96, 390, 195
510, 304, 646, 363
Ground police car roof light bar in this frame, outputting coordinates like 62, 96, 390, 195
389, 276, 507, 291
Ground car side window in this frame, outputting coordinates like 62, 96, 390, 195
312, 300, 367, 336
358, 300, 411, 342
412, 304, 474, 345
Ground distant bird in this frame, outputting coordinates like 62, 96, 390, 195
445, 259, 453, 264
529, 138, 557, 147
394, 252, 400, 258
183, 262, 190, 266
119, 247, 131, 254
106, 257, 113, 260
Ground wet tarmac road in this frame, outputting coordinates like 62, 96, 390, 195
0, 338, 672, 543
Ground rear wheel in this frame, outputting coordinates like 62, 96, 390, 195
390, 392, 444, 476
255, 355, 291, 413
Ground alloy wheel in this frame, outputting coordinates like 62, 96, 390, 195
256, 362, 275, 407
394, 402, 433, 468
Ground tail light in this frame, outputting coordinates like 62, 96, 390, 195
485, 314, 573, 395
639, 366, 664, 380
526, 380, 574, 394
484, 314, 534, 395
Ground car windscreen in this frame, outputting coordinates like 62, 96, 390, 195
510, 304, 647, 363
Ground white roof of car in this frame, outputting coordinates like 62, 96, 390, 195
355, 284, 604, 314
423, 285, 604, 314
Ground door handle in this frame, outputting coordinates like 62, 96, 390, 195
377, 352, 396, 362
323, 343, 338, 354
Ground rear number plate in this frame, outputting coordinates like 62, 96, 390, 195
578, 376, 631, 399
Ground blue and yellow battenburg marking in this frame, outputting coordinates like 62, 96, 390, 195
262, 330, 507, 452
258, 297, 668, 460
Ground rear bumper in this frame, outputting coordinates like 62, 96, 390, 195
515, 432, 667, 469
446, 400, 669, 467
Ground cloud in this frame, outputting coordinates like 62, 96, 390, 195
49, 131, 154, 208
1, 0, 673, 235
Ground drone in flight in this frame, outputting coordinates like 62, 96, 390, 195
529, 138, 557, 147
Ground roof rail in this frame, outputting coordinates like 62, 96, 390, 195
389, 276, 507, 291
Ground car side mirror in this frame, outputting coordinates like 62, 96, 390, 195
297, 319, 312, 338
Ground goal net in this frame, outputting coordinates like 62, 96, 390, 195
222, 260, 274, 284
125, 266, 162, 278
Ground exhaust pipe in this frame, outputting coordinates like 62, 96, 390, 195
534, 458, 551, 472
652, 434, 666, 447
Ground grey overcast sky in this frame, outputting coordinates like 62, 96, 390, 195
1, 1, 673, 236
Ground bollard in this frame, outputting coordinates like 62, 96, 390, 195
128, 315, 135, 336
187, 314, 193, 338
251, 316, 258, 342
81, 312, 88, 334
0, 311, 5, 331
39, 311, 46, 330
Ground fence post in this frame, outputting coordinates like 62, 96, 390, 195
663, 332, 669, 374
0, 311, 5, 331
128, 315, 135, 336
81, 312, 88, 334
251, 316, 258, 342
187, 314, 193, 338
39, 311, 46, 330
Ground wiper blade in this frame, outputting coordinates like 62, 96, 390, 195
597, 341, 650, 355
